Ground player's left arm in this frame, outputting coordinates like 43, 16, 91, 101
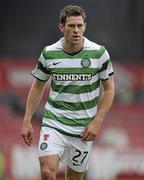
81, 75, 115, 141
95, 75, 115, 124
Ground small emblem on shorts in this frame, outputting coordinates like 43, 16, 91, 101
40, 142, 48, 150
81, 57, 91, 68
43, 134, 49, 141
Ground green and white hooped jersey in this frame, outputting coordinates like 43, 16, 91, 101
32, 37, 114, 137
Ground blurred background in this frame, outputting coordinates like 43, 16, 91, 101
0, 0, 144, 180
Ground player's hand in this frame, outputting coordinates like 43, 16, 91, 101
21, 121, 33, 146
81, 119, 102, 141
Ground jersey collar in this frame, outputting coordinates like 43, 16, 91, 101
56, 37, 92, 49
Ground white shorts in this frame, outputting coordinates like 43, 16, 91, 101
38, 127, 93, 172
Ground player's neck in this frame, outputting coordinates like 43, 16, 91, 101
62, 38, 84, 54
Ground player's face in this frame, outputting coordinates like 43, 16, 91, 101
59, 16, 86, 46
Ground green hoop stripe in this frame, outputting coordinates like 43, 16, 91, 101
43, 109, 94, 126
51, 79, 100, 94
99, 59, 111, 72
37, 61, 50, 74
47, 96, 99, 111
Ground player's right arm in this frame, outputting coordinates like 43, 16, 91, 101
21, 79, 46, 146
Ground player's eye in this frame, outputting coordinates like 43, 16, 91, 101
77, 24, 83, 28
68, 24, 75, 28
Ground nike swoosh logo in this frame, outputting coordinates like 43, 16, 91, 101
53, 62, 61, 65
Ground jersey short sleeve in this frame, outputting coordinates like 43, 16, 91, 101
99, 47, 114, 81
31, 48, 50, 81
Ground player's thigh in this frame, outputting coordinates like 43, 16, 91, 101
65, 166, 85, 180
38, 127, 65, 173
39, 154, 60, 173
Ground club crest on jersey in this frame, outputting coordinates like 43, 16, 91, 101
40, 142, 48, 150
81, 58, 91, 68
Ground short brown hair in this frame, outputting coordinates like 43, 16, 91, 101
59, 5, 86, 25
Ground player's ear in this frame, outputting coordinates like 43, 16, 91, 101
58, 23, 64, 33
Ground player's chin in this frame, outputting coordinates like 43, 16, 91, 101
72, 39, 81, 45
